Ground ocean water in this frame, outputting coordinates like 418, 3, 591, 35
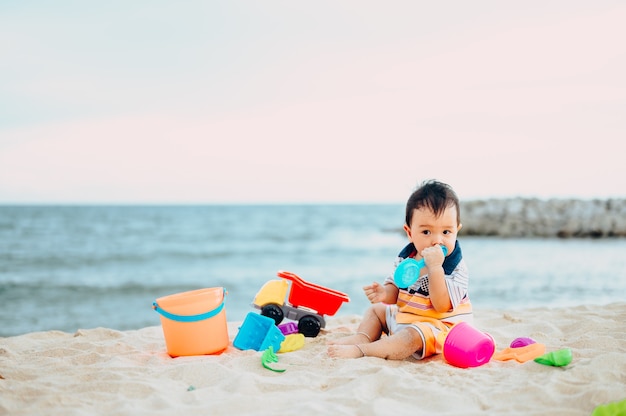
1, 205, 625, 337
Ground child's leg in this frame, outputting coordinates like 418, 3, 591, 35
358, 328, 423, 360
327, 303, 388, 346
328, 327, 423, 360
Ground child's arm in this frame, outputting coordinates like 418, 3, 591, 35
426, 266, 453, 312
363, 281, 399, 304
422, 246, 453, 312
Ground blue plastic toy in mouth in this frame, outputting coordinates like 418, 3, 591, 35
393, 245, 448, 287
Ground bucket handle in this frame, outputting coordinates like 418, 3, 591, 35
152, 289, 226, 323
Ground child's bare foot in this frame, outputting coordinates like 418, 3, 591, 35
327, 344, 366, 359
326, 332, 371, 345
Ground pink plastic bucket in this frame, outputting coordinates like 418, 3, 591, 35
443, 322, 495, 368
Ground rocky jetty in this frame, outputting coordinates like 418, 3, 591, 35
460, 198, 626, 238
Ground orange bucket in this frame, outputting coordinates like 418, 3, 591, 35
152, 287, 229, 357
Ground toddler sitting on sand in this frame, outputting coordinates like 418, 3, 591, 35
328, 180, 472, 360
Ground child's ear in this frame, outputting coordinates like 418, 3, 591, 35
458, 223, 463, 231
403, 224, 412, 239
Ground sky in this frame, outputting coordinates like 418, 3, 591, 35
1, 1, 625, 204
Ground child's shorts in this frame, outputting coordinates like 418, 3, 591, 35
385, 304, 454, 360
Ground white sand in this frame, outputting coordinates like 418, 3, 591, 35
1, 303, 625, 416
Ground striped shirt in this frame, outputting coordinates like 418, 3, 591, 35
384, 241, 472, 323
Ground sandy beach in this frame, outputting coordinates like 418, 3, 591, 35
1, 303, 625, 416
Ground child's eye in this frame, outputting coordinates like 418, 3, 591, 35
421, 230, 431, 235
443, 230, 451, 235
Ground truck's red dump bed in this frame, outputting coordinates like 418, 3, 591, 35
277, 270, 350, 316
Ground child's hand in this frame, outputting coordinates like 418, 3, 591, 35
363, 282, 386, 304
421, 245, 446, 269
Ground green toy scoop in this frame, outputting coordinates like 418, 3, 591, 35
261, 346, 286, 372
534, 348, 572, 367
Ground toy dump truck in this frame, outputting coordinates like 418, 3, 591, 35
252, 270, 350, 337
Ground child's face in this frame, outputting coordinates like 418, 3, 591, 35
403, 204, 462, 257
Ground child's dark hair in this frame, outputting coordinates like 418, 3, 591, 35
405, 180, 460, 226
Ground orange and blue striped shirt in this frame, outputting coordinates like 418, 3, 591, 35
384, 240, 473, 324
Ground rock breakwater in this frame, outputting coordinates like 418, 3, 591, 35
460, 198, 626, 238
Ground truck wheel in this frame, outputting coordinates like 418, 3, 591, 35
298, 315, 321, 337
261, 304, 284, 325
